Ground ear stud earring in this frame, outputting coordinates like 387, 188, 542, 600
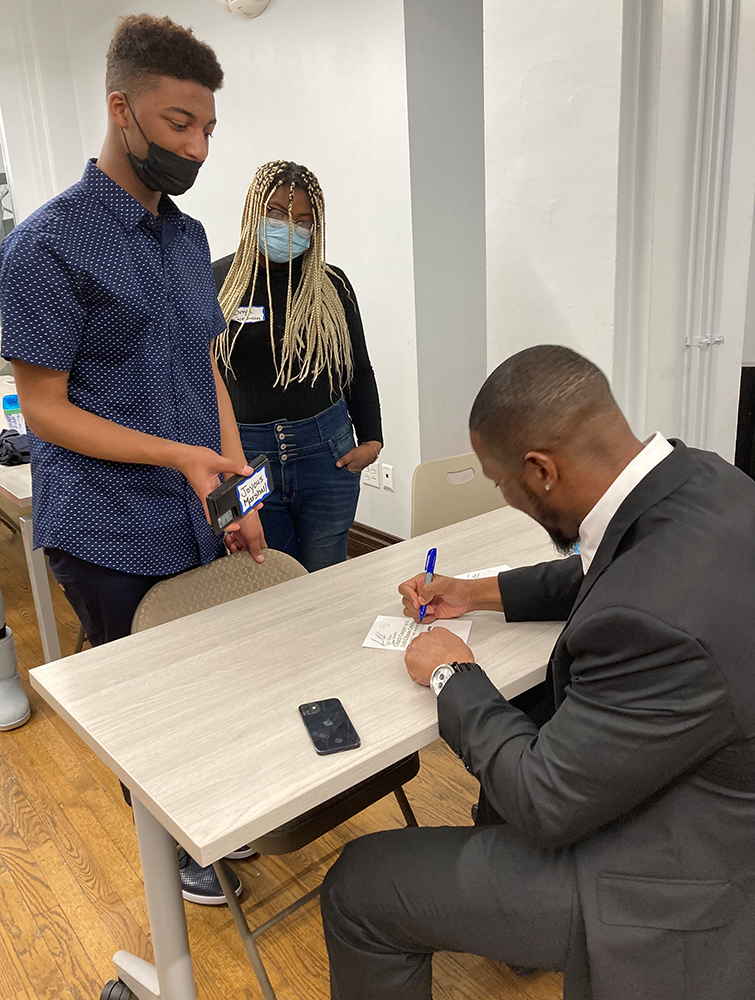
545, 484, 551, 492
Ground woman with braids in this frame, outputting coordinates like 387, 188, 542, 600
212, 160, 383, 572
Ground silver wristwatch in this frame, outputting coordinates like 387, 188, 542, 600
430, 664, 456, 697
430, 661, 482, 696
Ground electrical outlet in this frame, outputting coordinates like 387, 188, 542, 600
381, 463, 394, 492
362, 462, 380, 489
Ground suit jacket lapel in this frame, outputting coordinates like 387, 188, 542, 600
566, 439, 698, 623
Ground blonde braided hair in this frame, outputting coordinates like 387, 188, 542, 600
216, 160, 353, 394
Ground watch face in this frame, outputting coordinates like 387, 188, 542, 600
432, 666, 454, 694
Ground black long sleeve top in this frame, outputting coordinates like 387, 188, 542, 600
212, 254, 383, 445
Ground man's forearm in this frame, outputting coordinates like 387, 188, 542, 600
470, 576, 504, 613
25, 396, 188, 469
213, 364, 246, 466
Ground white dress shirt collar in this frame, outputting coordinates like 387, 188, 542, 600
578, 432, 673, 574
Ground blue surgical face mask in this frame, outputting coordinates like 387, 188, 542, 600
257, 218, 311, 263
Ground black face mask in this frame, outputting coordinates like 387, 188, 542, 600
122, 96, 202, 196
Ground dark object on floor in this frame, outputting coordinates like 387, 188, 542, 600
0, 429, 30, 465
100, 980, 134, 999
735, 366, 755, 480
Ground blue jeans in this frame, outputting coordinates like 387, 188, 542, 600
238, 398, 361, 572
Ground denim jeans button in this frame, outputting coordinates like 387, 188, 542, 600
236, 398, 360, 574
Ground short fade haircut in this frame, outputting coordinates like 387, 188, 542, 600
105, 14, 224, 97
469, 345, 619, 464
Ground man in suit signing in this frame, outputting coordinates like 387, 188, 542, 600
320, 345, 755, 1000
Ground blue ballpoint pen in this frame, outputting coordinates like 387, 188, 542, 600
418, 547, 437, 622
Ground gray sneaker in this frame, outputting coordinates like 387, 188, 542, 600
178, 848, 242, 905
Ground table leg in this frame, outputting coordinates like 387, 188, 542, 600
19, 515, 61, 663
113, 797, 197, 1000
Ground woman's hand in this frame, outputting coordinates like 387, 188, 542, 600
336, 441, 382, 473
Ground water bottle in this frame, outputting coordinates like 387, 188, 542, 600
2, 395, 26, 435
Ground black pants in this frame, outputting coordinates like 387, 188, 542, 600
321, 681, 567, 1000
320, 822, 576, 1000
46, 547, 178, 646
46, 548, 180, 807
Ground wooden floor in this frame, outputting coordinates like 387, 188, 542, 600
0, 499, 563, 1000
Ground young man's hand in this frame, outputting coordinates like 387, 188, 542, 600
223, 508, 267, 563
173, 444, 252, 521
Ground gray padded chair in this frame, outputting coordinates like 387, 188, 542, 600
411, 450, 507, 536
131, 547, 308, 630
131, 548, 420, 1000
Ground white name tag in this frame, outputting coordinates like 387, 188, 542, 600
236, 465, 271, 514
231, 304, 266, 325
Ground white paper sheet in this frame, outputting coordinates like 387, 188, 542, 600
362, 616, 473, 650
454, 564, 511, 580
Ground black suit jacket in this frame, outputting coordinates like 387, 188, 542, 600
438, 441, 755, 1000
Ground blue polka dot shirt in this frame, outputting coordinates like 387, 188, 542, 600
0, 159, 226, 574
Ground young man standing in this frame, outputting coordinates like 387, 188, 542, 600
0, 15, 263, 904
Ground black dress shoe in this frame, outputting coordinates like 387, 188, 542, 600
178, 849, 242, 905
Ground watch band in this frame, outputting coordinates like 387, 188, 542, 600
449, 661, 482, 674
430, 661, 483, 697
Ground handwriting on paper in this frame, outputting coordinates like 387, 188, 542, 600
454, 564, 511, 580
362, 616, 473, 650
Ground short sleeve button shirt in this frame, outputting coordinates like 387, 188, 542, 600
0, 159, 226, 574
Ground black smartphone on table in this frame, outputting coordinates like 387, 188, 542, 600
298, 699, 361, 755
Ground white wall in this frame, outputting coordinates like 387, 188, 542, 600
404, 0, 487, 464
483, 0, 623, 381
4, 0, 420, 539
0, 0, 85, 221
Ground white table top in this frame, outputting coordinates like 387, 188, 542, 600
30, 506, 564, 866
0, 462, 31, 507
